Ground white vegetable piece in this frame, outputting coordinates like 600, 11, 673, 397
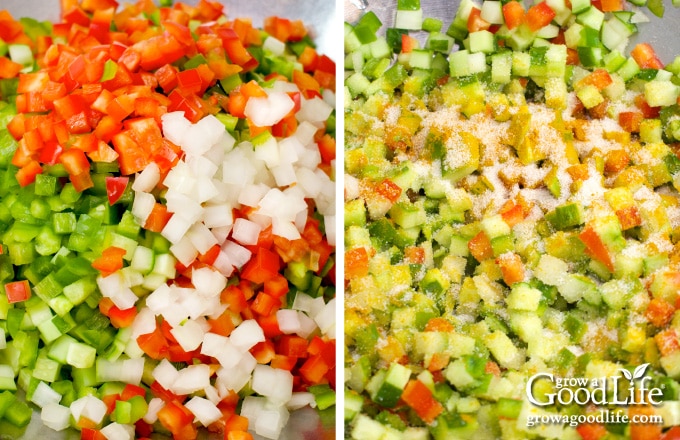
232, 218, 262, 246
41, 403, 71, 432
143, 398, 165, 424
230, 319, 265, 351
101, 422, 135, 440
32, 381, 62, 408
171, 364, 212, 395
132, 162, 161, 192
170, 319, 206, 352
191, 266, 227, 297
251, 365, 294, 405
255, 406, 290, 440
152, 359, 180, 390
182, 115, 226, 156
296, 96, 333, 123
71, 395, 108, 424
160, 111, 192, 145
185, 396, 223, 427
245, 92, 295, 127
222, 240, 252, 268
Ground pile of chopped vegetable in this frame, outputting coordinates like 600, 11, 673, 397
345, 0, 680, 439
0, 0, 336, 439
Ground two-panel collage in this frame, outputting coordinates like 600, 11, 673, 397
0, 0, 679, 439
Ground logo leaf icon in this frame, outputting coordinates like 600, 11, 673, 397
621, 369, 633, 381
633, 363, 649, 380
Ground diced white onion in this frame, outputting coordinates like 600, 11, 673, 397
101, 422, 134, 440
238, 182, 270, 207
143, 398, 165, 424
230, 319, 265, 351
202, 205, 234, 229
212, 251, 234, 277
163, 162, 196, 194
251, 365, 293, 406
276, 309, 301, 335
32, 381, 62, 408
295, 121, 318, 146
324, 215, 336, 246
272, 218, 301, 240
286, 392, 316, 411
170, 319, 205, 352
41, 403, 71, 432
71, 395, 107, 424
132, 162, 161, 192
211, 225, 232, 243
271, 162, 297, 187
161, 213, 193, 244
131, 191, 155, 225
254, 136, 280, 168
255, 406, 290, 440
263, 36, 286, 56
152, 359, 179, 390
187, 222, 219, 254
216, 351, 256, 392
187, 154, 219, 178
185, 396, 223, 427
314, 298, 336, 336
192, 266, 227, 297
296, 96, 333, 123
170, 364, 210, 395
182, 115, 225, 156
232, 218, 262, 246
161, 111, 192, 145
169, 236, 199, 267
221, 240, 252, 268
245, 92, 295, 127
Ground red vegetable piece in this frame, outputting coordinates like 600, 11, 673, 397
525, 1, 556, 32
105, 176, 129, 206
4, 280, 31, 303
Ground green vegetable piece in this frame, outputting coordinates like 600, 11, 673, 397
3, 398, 31, 428
497, 397, 523, 419
373, 363, 411, 408
648, 0, 665, 17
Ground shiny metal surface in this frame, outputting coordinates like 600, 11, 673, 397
344, 0, 680, 64
0, 1, 338, 439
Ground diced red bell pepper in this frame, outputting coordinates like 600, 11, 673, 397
618, 111, 643, 133
631, 43, 664, 70
299, 354, 329, 384
401, 380, 444, 424
467, 7, 490, 32
646, 297, 676, 328
240, 247, 281, 284
503, 1, 525, 30
578, 226, 614, 272
4, 280, 32, 303
120, 383, 146, 401
576, 422, 608, 440
496, 252, 525, 286
137, 324, 170, 360
525, 1, 555, 32
157, 400, 197, 439
655, 328, 680, 356
16, 160, 44, 187
468, 231, 494, 262
92, 246, 127, 275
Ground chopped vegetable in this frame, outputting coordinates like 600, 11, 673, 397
0, 0, 336, 438
345, 1, 680, 439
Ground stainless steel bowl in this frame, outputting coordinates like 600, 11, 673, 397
0, 1, 338, 439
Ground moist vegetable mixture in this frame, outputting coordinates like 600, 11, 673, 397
0, 1, 336, 439
344, 0, 680, 439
